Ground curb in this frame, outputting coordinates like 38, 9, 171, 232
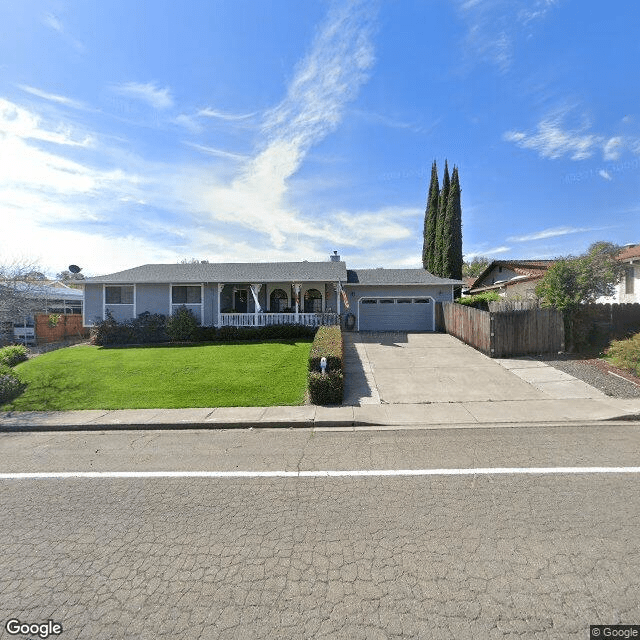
1, 416, 640, 433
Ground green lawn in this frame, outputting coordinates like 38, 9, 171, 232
1, 341, 313, 410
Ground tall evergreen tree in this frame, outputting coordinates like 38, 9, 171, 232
441, 166, 463, 280
421, 161, 439, 272
433, 160, 450, 277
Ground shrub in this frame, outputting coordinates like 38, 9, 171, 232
91, 311, 135, 346
308, 370, 343, 405
308, 325, 344, 404
0, 365, 25, 405
194, 325, 218, 342
131, 312, 168, 344
457, 291, 500, 310
213, 324, 316, 343
166, 306, 199, 342
308, 325, 343, 372
606, 332, 640, 377
0, 344, 29, 367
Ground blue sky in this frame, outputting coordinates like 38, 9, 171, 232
0, 0, 638, 277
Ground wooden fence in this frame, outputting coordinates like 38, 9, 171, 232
437, 302, 564, 358
35, 313, 89, 344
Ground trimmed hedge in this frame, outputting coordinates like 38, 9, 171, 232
0, 345, 29, 367
214, 324, 316, 343
307, 325, 344, 405
308, 370, 343, 405
93, 312, 318, 346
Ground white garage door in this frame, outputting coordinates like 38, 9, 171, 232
358, 297, 435, 331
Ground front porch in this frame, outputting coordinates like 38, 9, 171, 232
216, 281, 343, 328
219, 312, 340, 328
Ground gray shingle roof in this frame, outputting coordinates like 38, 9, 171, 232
87, 261, 348, 284
346, 269, 463, 286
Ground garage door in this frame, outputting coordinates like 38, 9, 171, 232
358, 297, 434, 331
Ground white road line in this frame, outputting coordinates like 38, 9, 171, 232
0, 467, 639, 480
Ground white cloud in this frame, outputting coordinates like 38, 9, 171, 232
188, 0, 378, 248
504, 111, 599, 160
0, 1, 391, 274
197, 107, 256, 121
464, 246, 511, 258
504, 108, 639, 162
0, 98, 93, 147
42, 12, 64, 33
507, 226, 599, 242
598, 169, 612, 181
41, 12, 85, 52
184, 142, 248, 161
455, 0, 562, 71
18, 85, 87, 110
111, 82, 174, 110
603, 136, 623, 161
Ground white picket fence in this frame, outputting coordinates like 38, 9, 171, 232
220, 313, 339, 327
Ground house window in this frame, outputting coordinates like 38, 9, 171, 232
362, 299, 377, 304
270, 289, 288, 312
105, 286, 133, 304
172, 286, 201, 304
304, 289, 322, 312
625, 267, 635, 294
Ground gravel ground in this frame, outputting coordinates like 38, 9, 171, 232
534, 355, 640, 399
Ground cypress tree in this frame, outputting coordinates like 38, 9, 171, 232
441, 165, 462, 279
421, 161, 439, 272
449, 166, 463, 281
433, 160, 450, 277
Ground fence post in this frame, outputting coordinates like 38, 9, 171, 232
489, 313, 495, 357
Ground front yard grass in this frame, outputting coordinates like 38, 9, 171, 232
1, 341, 313, 410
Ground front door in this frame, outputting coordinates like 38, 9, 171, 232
234, 289, 248, 313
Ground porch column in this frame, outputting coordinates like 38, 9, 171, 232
293, 283, 301, 322
217, 284, 224, 327
337, 281, 341, 316
250, 284, 263, 325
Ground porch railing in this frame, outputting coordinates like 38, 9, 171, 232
220, 312, 339, 328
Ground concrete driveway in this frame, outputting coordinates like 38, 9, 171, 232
343, 332, 549, 405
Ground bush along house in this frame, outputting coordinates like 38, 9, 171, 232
83, 253, 463, 332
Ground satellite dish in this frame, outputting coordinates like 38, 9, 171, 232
68, 265, 82, 274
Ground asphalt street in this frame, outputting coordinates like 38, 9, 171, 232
1, 424, 639, 639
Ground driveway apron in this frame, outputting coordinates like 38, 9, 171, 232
343, 332, 549, 405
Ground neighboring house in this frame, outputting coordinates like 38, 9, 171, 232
83, 254, 463, 332
597, 243, 640, 303
467, 260, 554, 298
0, 281, 84, 345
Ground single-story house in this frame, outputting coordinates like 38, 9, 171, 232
596, 243, 640, 304
83, 253, 463, 332
467, 260, 554, 298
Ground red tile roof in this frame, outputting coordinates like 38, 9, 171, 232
617, 244, 640, 261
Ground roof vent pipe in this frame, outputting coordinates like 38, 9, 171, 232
330, 250, 340, 262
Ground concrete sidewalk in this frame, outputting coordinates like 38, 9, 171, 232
1, 395, 639, 432
2, 334, 640, 431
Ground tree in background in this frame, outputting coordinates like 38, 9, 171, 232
0, 261, 48, 345
433, 160, 450, 277
463, 256, 490, 279
56, 270, 86, 286
421, 161, 439, 272
441, 166, 463, 280
422, 160, 463, 281
535, 242, 624, 350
